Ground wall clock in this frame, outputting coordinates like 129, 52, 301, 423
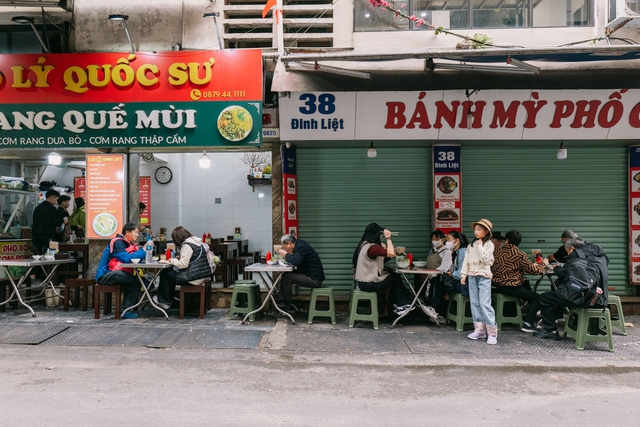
155, 166, 172, 184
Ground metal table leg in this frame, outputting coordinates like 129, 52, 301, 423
122, 270, 169, 320
242, 271, 295, 324
0, 266, 36, 317
393, 273, 439, 327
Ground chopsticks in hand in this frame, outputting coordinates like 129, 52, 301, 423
389, 232, 399, 236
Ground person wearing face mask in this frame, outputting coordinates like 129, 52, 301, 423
431, 231, 469, 317
427, 230, 453, 272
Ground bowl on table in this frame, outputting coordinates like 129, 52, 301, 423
396, 261, 410, 269
43, 255, 55, 261
266, 259, 278, 266
152, 256, 160, 262
131, 258, 141, 264
31, 255, 42, 260
413, 261, 427, 268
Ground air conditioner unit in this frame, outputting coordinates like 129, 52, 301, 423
606, 0, 640, 35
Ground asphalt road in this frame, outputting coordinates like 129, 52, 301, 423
1, 345, 639, 426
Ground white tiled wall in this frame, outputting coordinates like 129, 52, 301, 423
140, 153, 272, 257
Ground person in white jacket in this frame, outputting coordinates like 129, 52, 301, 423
461, 219, 497, 344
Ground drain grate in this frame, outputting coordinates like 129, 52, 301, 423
0, 325, 68, 345
401, 329, 640, 356
42, 326, 166, 347
286, 329, 410, 353
149, 328, 264, 349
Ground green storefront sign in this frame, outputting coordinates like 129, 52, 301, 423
0, 101, 262, 148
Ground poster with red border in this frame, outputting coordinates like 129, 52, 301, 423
629, 146, 640, 283
433, 144, 461, 234
139, 177, 151, 227
281, 145, 298, 238
85, 154, 126, 240
73, 176, 86, 203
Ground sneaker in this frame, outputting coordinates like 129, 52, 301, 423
152, 295, 171, 310
121, 311, 138, 319
487, 336, 497, 345
533, 329, 562, 340
395, 304, 415, 316
521, 322, 536, 333
467, 331, 487, 340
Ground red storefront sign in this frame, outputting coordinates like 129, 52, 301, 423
0, 50, 262, 104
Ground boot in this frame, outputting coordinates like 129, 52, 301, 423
467, 322, 487, 340
486, 324, 498, 345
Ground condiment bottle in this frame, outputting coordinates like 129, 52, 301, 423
407, 253, 413, 266
266, 251, 271, 262
202, 233, 206, 243
206, 233, 212, 245
166, 248, 171, 260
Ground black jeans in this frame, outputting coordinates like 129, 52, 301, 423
493, 280, 540, 326
278, 272, 322, 303
431, 279, 467, 316
356, 272, 410, 307
539, 289, 580, 331
157, 268, 179, 305
97, 270, 141, 310
32, 236, 51, 255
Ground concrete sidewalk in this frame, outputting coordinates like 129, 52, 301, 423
1, 303, 639, 369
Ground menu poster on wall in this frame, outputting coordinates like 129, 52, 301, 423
86, 154, 125, 240
139, 177, 151, 227
629, 146, 640, 283
433, 144, 461, 234
282, 144, 298, 238
73, 176, 86, 203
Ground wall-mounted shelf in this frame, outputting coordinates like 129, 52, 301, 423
247, 175, 272, 192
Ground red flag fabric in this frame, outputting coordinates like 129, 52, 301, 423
262, 0, 277, 18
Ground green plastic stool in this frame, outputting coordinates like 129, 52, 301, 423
349, 289, 378, 330
606, 295, 627, 335
229, 281, 260, 322
308, 287, 336, 324
446, 293, 473, 332
492, 293, 523, 330
562, 307, 614, 352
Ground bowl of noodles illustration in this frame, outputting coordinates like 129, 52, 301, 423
217, 106, 253, 142
92, 213, 118, 237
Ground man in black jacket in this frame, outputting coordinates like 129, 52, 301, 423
276, 234, 325, 313
32, 189, 67, 254
534, 237, 608, 340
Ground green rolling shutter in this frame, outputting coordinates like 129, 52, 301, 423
460, 145, 629, 295
297, 148, 432, 293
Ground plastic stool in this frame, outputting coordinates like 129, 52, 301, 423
562, 307, 614, 352
492, 293, 523, 330
94, 283, 122, 319
228, 281, 260, 322
606, 295, 627, 335
308, 287, 336, 324
446, 293, 473, 331
349, 289, 378, 329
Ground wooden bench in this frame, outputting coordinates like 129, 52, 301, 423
64, 278, 95, 311
178, 278, 212, 319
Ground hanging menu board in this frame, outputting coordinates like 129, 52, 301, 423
139, 176, 151, 227
86, 154, 126, 240
629, 146, 640, 283
433, 144, 461, 234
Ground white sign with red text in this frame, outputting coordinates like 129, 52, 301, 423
279, 89, 640, 140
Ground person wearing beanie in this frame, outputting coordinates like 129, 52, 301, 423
461, 219, 497, 344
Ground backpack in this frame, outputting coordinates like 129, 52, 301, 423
426, 247, 445, 269
557, 256, 602, 307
